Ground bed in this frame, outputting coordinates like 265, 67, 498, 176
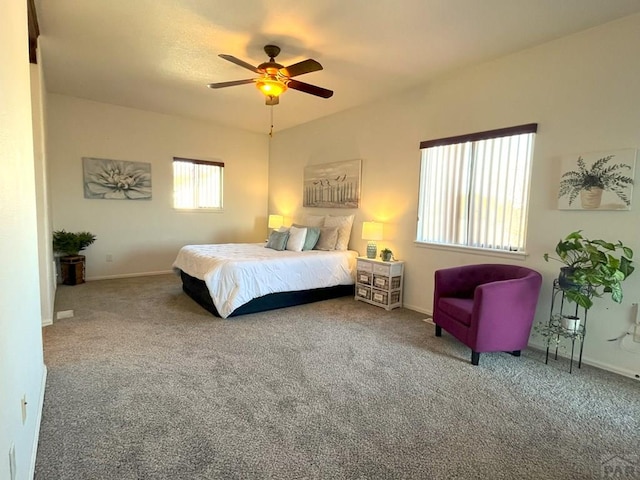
173, 243, 358, 318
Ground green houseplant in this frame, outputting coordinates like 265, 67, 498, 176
53, 230, 96, 256
380, 248, 393, 262
543, 230, 634, 309
53, 230, 96, 285
558, 155, 633, 209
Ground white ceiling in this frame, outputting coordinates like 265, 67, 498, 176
35, 0, 640, 135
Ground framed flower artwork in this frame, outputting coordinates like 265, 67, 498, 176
82, 157, 152, 200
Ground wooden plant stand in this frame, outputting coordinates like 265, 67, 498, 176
60, 255, 85, 285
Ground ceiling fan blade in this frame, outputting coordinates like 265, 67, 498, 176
265, 96, 279, 106
207, 79, 255, 89
280, 59, 323, 78
287, 79, 333, 98
218, 54, 260, 74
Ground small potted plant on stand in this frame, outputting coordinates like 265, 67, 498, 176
537, 230, 634, 371
543, 230, 634, 309
53, 230, 97, 285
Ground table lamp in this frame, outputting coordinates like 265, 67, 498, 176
268, 214, 284, 231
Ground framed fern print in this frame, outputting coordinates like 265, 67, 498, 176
557, 149, 636, 210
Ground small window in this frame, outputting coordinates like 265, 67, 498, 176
417, 124, 537, 253
173, 157, 223, 210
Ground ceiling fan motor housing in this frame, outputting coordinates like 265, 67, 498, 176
258, 45, 285, 75
264, 45, 281, 59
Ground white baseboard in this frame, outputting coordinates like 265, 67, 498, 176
403, 303, 431, 316
41, 317, 53, 327
87, 270, 173, 281
579, 357, 640, 381
400, 303, 434, 324
531, 345, 640, 381
30, 365, 47, 479
407, 304, 638, 381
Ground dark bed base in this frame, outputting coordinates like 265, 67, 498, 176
179, 270, 355, 317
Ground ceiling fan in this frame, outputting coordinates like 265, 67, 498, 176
207, 45, 333, 105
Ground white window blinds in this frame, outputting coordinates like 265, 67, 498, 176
417, 124, 536, 252
173, 157, 224, 209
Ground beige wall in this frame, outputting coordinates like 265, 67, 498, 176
269, 14, 640, 377
0, 2, 46, 478
47, 94, 270, 279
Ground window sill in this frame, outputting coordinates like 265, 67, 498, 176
173, 208, 224, 213
414, 241, 528, 260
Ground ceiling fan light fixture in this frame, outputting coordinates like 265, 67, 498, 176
256, 76, 287, 98
210, 45, 333, 103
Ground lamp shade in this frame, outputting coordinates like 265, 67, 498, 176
362, 221, 383, 241
268, 214, 284, 229
256, 77, 287, 97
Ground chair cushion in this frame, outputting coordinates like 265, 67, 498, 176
438, 297, 474, 326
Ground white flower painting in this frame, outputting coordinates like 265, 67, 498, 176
83, 157, 152, 200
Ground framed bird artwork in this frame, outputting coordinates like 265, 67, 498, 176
303, 159, 361, 208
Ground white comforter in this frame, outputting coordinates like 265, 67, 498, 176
172, 243, 357, 318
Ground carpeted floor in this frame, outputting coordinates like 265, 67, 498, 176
35, 274, 639, 479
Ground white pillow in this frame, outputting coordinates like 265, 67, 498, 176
285, 226, 307, 252
301, 214, 325, 227
324, 214, 354, 251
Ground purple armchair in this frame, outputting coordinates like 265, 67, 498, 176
433, 264, 542, 365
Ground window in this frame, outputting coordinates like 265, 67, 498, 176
173, 157, 224, 209
417, 124, 537, 253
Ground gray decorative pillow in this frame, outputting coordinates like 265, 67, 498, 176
293, 223, 321, 251
265, 230, 289, 251
314, 226, 339, 251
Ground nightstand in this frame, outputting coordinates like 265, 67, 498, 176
355, 257, 404, 310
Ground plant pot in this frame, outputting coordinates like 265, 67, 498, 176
381, 251, 392, 262
560, 315, 581, 332
558, 267, 581, 291
60, 255, 86, 285
580, 187, 603, 209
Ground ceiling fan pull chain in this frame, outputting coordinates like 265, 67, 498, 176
269, 105, 274, 138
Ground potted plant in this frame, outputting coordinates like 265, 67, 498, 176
558, 155, 633, 209
53, 230, 96, 285
380, 248, 393, 262
543, 230, 634, 309
559, 315, 581, 332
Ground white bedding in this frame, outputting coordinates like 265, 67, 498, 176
172, 243, 357, 318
